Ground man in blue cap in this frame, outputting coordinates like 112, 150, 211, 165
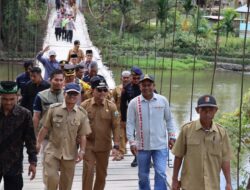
36, 82, 91, 190
0, 81, 37, 190
120, 66, 143, 167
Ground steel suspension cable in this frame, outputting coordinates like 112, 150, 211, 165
168, 0, 178, 105
190, 3, 201, 121
159, 0, 169, 94
146, 18, 150, 73
237, 1, 250, 188
210, 0, 222, 95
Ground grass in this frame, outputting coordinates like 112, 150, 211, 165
107, 55, 211, 70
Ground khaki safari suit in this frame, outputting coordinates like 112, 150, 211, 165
81, 97, 120, 190
43, 102, 91, 190
67, 48, 85, 64
112, 84, 127, 155
172, 120, 232, 190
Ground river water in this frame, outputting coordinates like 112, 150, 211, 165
111, 66, 250, 127
111, 66, 250, 188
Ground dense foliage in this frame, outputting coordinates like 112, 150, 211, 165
216, 90, 250, 188
85, 0, 250, 67
0, 0, 47, 57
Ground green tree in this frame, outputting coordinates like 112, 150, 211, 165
156, 0, 168, 31
117, 0, 132, 38
181, 0, 194, 31
220, 8, 239, 46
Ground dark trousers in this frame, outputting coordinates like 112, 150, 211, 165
62, 28, 66, 40
66, 30, 73, 43
0, 174, 23, 190
55, 28, 61, 40
56, 3, 60, 10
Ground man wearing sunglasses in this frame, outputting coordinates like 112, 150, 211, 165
120, 66, 143, 167
81, 76, 120, 190
36, 82, 91, 190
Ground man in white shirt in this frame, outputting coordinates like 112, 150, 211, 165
126, 74, 176, 190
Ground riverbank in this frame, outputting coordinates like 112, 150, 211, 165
2, 58, 250, 72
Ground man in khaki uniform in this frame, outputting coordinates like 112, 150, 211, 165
172, 95, 233, 190
81, 76, 120, 190
36, 83, 91, 190
67, 40, 85, 63
112, 70, 131, 160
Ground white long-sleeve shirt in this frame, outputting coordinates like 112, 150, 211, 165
126, 93, 176, 150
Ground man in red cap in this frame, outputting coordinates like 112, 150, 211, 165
172, 95, 233, 190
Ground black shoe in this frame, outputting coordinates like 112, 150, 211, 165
131, 156, 137, 167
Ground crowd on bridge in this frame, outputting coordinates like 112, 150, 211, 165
0, 6, 246, 188
53, 0, 77, 43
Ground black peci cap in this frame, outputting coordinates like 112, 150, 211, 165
90, 75, 107, 89
86, 49, 93, 54
70, 54, 78, 58
0, 81, 18, 94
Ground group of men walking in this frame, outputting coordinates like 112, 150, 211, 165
53, 1, 77, 43
0, 41, 237, 190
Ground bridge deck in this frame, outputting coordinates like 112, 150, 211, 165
21, 152, 173, 190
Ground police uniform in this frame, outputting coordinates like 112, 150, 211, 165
81, 76, 120, 190
172, 95, 232, 190
59, 60, 69, 70
64, 64, 91, 92
43, 100, 91, 189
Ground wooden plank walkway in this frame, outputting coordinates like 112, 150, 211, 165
19, 150, 173, 190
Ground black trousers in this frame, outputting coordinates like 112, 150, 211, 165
67, 30, 73, 43
62, 28, 66, 40
0, 174, 23, 190
55, 28, 61, 40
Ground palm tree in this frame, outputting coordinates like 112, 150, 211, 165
156, 0, 168, 32
221, 8, 239, 46
181, 0, 194, 31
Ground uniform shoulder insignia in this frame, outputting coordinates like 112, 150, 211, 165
107, 99, 116, 107
215, 123, 223, 128
181, 121, 193, 129
78, 105, 88, 114
50, 103, 62, 108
